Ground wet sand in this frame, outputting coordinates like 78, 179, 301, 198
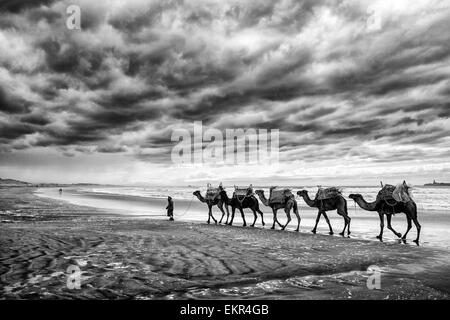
1, 187, 450, 299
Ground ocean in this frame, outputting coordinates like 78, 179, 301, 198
39, 184, 450, 211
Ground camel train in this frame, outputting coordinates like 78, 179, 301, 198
193, 181, 421, 245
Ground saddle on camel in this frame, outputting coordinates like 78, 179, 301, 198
205, 183, 223, 201
315, 187, 343, 200
378, 181, 412, 207
268, 187, 294, 205
233, 184, 254, 204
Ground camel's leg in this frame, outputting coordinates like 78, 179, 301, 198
346, 216, 351, 236
271, 208, 277, 229
412, 217, 421, 245
376, 212, 384, 241
337, 208, 351, 237
402, 216, 412, 242
225, 204, 230, 224
338, 215, 351, 237
271, 208, 283, 229
207, 205, 213, 224
250, 208, 257, 227
339, 219, 347, 237
229, 207, 236, 226
218, 203, 226, 224
343, 200, 351, 236
293, 203, 300, 232
211, 206, 217, 225
282, 208, 291, 231
275, 208, 284, 228
337, 212, 347, 236
256, 208, 265, 227
312, 212, 322, 234
386, 214, 401, 238
239, 207, 247, 227
322, 212, 334, 235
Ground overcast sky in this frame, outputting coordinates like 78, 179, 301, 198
0, 0, 449, 186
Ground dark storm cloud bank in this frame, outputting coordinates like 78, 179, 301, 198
0, 0, 449, 165
0, 87, 31, 114
0, 0, 56, 13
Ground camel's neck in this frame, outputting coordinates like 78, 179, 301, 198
354, 196, 377, 211
300, 192, 316, 208
256, 192, 269, 206
195, 193, 206, 203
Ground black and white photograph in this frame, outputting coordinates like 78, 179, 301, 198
1, 0, 450, 307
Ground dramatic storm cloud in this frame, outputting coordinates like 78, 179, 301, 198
0, 0, 449, 185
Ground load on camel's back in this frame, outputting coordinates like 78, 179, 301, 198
268, 187, 294, 205
233, 184, 254, 202
378, 181, 412, 204
315, 187, 343, 200
205, 183, 224, 201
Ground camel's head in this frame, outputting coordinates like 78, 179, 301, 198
348, 194, 361, 201
255, 189, 264, 195
296, 190, 308, 197
193, 190, 201, 196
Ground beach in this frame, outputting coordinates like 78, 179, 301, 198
35, 185, 450, 250
1, 187, 450, 299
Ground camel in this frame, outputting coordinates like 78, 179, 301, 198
297, 190, 351, 236
255, 189, 301, 231
349, 193, 421, 245
193, 190, 230, 225
220, 189, 265, 227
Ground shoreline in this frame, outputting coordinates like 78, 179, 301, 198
1, 187, 450, 299
34, 186, 450, 250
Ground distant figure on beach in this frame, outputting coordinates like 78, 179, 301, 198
166, 196, 174, 221
59, 188, 63, 195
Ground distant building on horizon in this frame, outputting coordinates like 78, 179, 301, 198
424, 180, 450, 186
